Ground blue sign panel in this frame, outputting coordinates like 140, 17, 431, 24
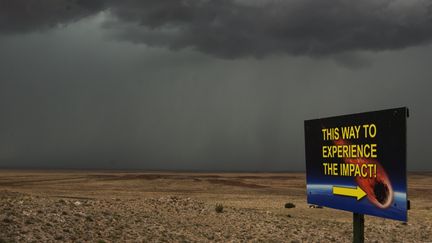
304, 107, 408, 221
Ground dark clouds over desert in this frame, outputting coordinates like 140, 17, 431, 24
0, 0, 431, 170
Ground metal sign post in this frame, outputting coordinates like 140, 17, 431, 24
353, 213, 364, 243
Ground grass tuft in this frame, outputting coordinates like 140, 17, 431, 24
284, 202, 296, 208
215, 203, 224, 213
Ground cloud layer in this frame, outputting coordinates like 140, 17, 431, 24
1, 0, 432, 58
0, 1, 431, 171
0, 0, 105, 33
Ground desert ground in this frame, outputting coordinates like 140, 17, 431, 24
0, 170, 431, 243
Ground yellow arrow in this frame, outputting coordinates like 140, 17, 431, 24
332, 186, 366, 200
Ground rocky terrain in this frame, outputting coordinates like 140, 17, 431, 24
0, 171, 431, 242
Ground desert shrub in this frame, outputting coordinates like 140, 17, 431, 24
284, 202, 296, 208
2, 218, 12, 223
215, 203, 224, 213
54, 235, 64, 240
97, 240, 106, 243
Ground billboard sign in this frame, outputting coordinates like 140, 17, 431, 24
304, 107, 408, 221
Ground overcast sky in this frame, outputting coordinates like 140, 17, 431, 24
0, 0, 431, 171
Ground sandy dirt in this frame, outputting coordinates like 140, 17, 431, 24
0, 170, 431, 242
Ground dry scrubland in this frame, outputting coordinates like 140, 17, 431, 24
0, 171, 431, 242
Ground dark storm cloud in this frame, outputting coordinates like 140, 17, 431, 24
1, 0, 432, 58
0, 0, 105, 33
0, 1, 431, 172
105, 0, 432, 58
